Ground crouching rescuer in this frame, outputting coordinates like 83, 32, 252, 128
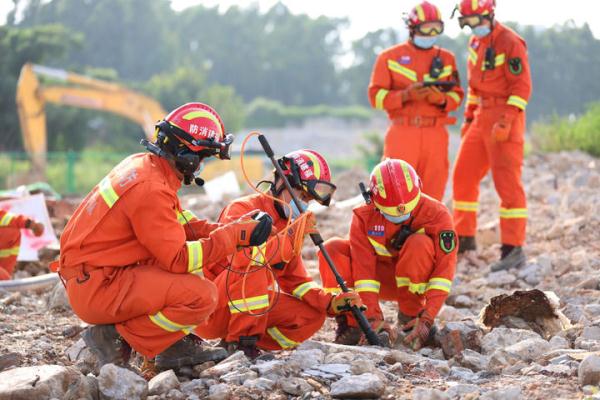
54, 103, 272, 370
195, 149, 364, 357
319, 159, 457, 350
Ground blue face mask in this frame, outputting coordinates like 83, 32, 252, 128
472, 25, 491, 38
382, 212, 411, 224
284, 200, 308, 219
413, 35, 438, 49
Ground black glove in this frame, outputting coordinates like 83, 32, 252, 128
390, 225, 413, 250
249, 211, 273, 246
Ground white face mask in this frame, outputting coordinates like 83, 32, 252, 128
382, 212, 411, 224
283, 199, 308, 219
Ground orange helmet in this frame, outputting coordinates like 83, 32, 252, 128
406, 1, 444, 36
276, 149, 336, 206
369, 159, 422, 217
457, 0, 495, 28
144, 102, 234, 184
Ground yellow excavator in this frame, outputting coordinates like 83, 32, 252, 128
15, 63, 264, 185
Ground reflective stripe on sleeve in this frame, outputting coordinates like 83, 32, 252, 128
375, 89, 389, 110
186, 241, 203, 274
0, 246, 20, 258
177, 209, 198, 225
368, 237, 392, 257
427, 277, 452, 293
292, 281, 320, 299
447, 91, 461, 104
267, 326, 299, 349
98, 177, 119, 208
228, 294, 270, 314
468, 47, 478, 65
396, 277, 428, 294
149, 311, 197, 334
0, 212, 15, 226
506, 95, 528, 110
354, 279, 381, 294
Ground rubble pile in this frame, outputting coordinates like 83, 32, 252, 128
1, 151, 599, 399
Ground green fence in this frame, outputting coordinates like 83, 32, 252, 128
0, 151, 130, 196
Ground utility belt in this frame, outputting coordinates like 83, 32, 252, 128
480, 97, 508, 108
56, 263, 106, 284
392, 115, 456, 128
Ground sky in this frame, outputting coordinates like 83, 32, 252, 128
2, 0, 598, 41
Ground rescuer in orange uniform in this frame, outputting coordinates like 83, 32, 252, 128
0, 210, 44, 280
196, 150, 363, 357
319, 159, 457, 350
56, 103, 273, 370
452, 0, 532, 271
368, 1, 464, 201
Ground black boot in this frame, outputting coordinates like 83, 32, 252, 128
82, 324, 132, 367
333, 315, 361, 345
458, 236, 477, 254
222, 335, 263, 360
155, 335, 227, 370
490, 245, 526, 272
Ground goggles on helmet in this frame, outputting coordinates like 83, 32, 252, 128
300, 179, 337, 207
458, 14, 487, 29
414, 20, 444, 36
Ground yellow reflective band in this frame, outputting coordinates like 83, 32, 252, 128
481, 53, 506, 70
323, 287, 345, 294
415, 4, 425, 21
98, 177, 119, 208
387, 60, 417, 82
292, 281, 319, 299
468, 47, 478, 65
368, 237, 392, 257
186, 241, 203, 274
447, 91, 461, 104
182, 110, 223, 135
454, 200, 479, 212
400, 161, 414, 192
467, 93, 481, 105
373, 165, 387, 199
177, 209, 198, 225
355, 279, 381, 294
427, 277, 452, 293
0, 246, 20, 258
416, 227, 425, 234
424, 65, 453, 82
395, 277, 428, 294
149, 311, 197, 334
472, 0, 478, 11
507, 95, 528, 110
0, 212, 16, 226
499, 208, 528, 219
267, 326, 299, 349
250, 243, 267, 266
228, 294, 270, 314
374, 191, 421, 217
375, 89, 389, 110
303, 151, 321, 180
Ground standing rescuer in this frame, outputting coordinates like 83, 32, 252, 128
0, 210, 44, 280
452, 0, 532, 271
195, 149, 364, 358
319, 159, 457, 350
55, 103, 272, 370
368, 1, 464, 201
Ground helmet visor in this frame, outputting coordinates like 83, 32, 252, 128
302, 180, 337, 206
415, 21, 444, 36
458, 14, 484, 29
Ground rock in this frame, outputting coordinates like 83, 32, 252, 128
148, 370, 180, 396
330, 373, 385, 399
65, 338, 100, 375
437, 305, 473, 322
324, 351, 356, 364
243, 377, 276, 391
288, 348, 325, 370
47, 281, 71, 311
412, 387, 451, 400
0, 352, 22, 372
252, 360, 286, 377
504, 338, 552, 362
220, 368, 257, 385
386, 350, 422, 365
480, 385, 522, 400
540, 364, 573, 376
445, 383, 481, 398
297, 340, 388, 361
180, 379, 208, 398
549, 336, 570, 350
579, 355, 600, 387
487, 271, 517, 287
201, 351, 250, 378
165, 389, 186, 400
98, 363, 148, 400
387, 362, 404, 375
207, 383, 231, 400
350, 358, 376, 374
0, 365, 94, 400
454, 349, 490, 371
192, 361, 215, 377
582, 325, 600, 340
279, 377, 312, 396
449, 366, 477, 382
481, 328, 541, 355
436, 321, 483, 359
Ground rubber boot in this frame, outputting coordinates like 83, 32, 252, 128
82, 324, 132, 367
155, 334, 227, 370
490, 246, 526, 272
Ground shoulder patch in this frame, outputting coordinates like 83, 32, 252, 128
399, 55, 411, 65
508, 57, 523, 75
439, 231, 456, 254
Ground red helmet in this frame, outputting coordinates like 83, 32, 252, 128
277, 149, 336, 206
406, 1, 444, 36
157, 102, 233, 159
369, 159, 422, 216
459, 0, 495, 16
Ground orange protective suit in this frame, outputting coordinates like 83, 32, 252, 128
452, 22, 532, 246
58, 153, 242, 358
319, 194, 457, 325
368, 42, 464, 200
196, 194, 332, 350
0, 210, 31, 280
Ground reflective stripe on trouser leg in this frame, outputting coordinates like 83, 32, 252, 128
149, 311, 197, 335
266, 326, 300, 349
